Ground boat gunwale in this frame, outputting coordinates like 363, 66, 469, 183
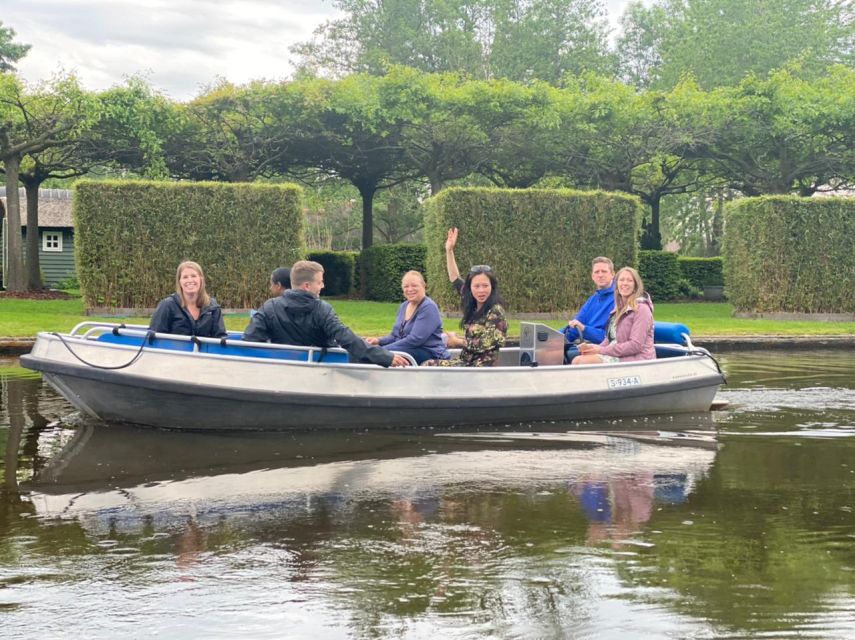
27, 330, 714, 375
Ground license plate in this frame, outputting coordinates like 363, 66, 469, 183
607, 375, 642, 389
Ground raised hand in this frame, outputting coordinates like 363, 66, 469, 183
445, 227, 458, 252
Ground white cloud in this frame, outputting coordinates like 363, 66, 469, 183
5, 0, 341, 99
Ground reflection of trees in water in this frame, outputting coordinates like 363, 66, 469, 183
611, 438, 855, 633
308, 490, 599, 637
2, 374, 55, 493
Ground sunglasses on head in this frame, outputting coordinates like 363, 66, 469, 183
469, 265, 492, 274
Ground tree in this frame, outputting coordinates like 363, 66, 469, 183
616, 0, 855, 90
0, 22, 30, 72
82, 78, 178, 179
615, 2, 667, 90
478, 81, 567, 188
390, 69, 559, 194
0, 74, 98, 291
488, 0, 615, 84
166, 80, 298, 182
291, 0, 615, 83
558, 77, 714, 249
392, 69, 492, 195
696, 66, 855, 196
291, 0, 487, 78
282, 74, 416, 249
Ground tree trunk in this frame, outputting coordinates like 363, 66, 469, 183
358, 183, 377, 249
25, 182, 43, 290
429, 175, 444, 195
2, 156, 25, 291
640, 196, 662, 250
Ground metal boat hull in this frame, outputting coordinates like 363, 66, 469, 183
22, 330, 724, 431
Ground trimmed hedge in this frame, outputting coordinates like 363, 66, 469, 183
74, 180, 304, 309
423, 187, 641, 312
307, 250, 358, 296
679, 257, 724, 289
724, 196, 855, 313
639, 251, 684, 301
361, 243, 427, 302
638, 251, 700, 301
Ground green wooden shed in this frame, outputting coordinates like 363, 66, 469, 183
1, 188, 75, 288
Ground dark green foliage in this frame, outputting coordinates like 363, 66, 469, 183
360, 244, 427, 302
74, 179, 304, 309
723, 196, 855, 313
307, 250, 358, 296
679, 257, 724, 288
423, 187, 642, 312
639, 250, 697, 301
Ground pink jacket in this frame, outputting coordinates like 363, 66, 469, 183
598, 296, 655, 362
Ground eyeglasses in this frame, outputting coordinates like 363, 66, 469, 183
469, 265, 492, 274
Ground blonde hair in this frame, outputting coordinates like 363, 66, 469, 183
290, 260, 324, 287
401, 270, 426, 286
175, 261, 210, 308
613, 267, 645, 320
592, 256, 614, 271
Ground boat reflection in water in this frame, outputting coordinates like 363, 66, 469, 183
22, 415, 720, 537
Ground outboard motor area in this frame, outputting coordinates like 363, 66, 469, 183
519, 322, 566, 366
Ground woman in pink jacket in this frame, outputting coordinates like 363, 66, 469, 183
572, 267, 655, 364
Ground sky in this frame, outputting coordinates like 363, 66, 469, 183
5, 0, 636, 101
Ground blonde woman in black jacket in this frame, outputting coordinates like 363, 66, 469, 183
149, 261, 227, 338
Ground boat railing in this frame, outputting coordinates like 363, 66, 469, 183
63, 321, 418, 367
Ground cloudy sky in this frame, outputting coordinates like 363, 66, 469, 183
5, 0, 635, 101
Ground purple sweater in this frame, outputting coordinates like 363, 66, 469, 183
599, 296, 655, 362
378, 296, 450, 360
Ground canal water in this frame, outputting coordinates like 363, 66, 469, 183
1, 351, 853, 639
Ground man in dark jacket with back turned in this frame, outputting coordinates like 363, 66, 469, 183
243, 260, 410, 367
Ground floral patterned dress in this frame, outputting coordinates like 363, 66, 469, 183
425, 304, 508, 367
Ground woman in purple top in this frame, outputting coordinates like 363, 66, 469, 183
573, 267, 655, 364
366, 271, 450, 364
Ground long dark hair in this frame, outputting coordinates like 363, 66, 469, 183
460, 268, 503, 327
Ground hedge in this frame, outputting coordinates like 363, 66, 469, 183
423, 187, 641, 312
74, 180, 304, 309
723, 196, 855, 313
638, 251, 685, 301
307, 250, 358, 296
679, 257, 724, 289
360, 243, 427, 302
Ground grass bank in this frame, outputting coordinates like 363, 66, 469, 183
2, 295, 854, 338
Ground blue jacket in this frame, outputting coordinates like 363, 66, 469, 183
562, 283, 615, 344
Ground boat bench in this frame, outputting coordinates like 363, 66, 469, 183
95, 333, 349, 363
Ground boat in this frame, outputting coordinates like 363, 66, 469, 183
20, 321, 726, 431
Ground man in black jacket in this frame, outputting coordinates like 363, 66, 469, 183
243, 260, 410, 367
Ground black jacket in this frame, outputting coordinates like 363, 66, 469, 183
243, 289, 394, 367
149, 293, 228, 338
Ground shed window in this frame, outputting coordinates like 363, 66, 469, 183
43, 232, 63, 252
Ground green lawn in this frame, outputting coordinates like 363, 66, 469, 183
2, 295, 854, 338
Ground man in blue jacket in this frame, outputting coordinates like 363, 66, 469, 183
563, 257, 615, 363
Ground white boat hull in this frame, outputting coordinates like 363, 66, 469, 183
22, 328, 725, 431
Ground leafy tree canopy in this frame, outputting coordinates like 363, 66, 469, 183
617, 0, 855, 89
291, 0, 615, 84
0, 22, 31, 73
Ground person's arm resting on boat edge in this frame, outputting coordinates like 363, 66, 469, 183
319, 304, 408, 367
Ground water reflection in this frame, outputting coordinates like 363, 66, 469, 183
2, 352, 855, 639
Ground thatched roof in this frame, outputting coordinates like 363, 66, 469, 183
0, 188, 73, 228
